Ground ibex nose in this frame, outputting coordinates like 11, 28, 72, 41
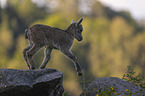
78, 37, 83, 41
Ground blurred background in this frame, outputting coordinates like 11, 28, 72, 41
0, 0, 145, 95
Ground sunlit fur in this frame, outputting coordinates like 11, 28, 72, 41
22, 17, 84, 76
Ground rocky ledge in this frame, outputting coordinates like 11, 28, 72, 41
0, 68, 64, 96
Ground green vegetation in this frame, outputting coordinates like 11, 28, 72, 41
94, 86, 143, 96
0, 0, 145, 96
122, 65, 145, 89
95, 87, 120, 96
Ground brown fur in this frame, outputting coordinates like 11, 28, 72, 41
22, 17, 84, 76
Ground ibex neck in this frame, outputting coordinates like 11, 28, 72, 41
65, 26, 75, 40
66, 23, 76, 32
65, 25, 72, 32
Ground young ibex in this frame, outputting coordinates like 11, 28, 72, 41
23, 17, 84, 76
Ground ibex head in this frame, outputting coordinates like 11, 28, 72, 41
70, 17, 84, 41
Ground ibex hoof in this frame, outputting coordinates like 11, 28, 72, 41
78, 72, 83, 76
30, 66, 35, 70
40, 66, 45, 69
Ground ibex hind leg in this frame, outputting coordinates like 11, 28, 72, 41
22, 44, 33, 69
40, 47, 52, 69
26, 44, 42, 70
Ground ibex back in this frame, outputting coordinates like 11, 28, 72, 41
23, 17, 84, 76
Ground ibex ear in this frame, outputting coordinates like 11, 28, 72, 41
76, 17, 84, 27
71, 19, 75, 24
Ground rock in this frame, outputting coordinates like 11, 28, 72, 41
0, 68, 64, 96
81, 77, 145, 96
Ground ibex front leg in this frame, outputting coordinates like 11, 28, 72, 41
62, 50, 82, 76
40, 47, 52, 69
26, 44, 41, 70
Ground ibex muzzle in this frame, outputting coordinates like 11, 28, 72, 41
23, 17, 84, 76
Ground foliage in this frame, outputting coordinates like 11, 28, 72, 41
82, 86, 143, 96
95, 87, 144, 96
95, 87, 120, 96
122, 65, 145, 89
63, 91, 69, 96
